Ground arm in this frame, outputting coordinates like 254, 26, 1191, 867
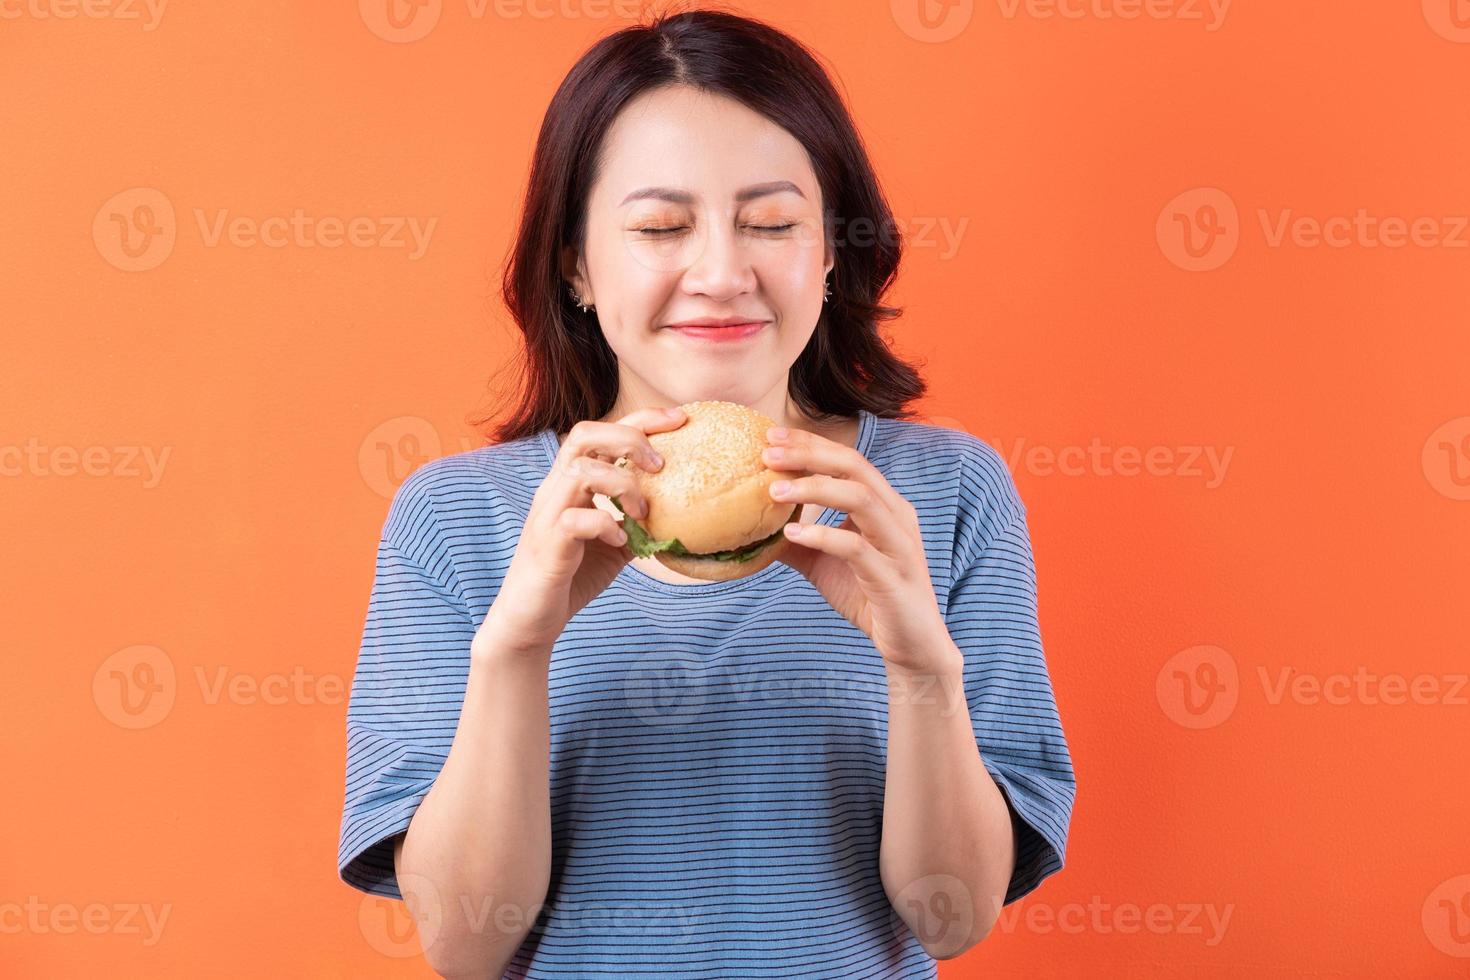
351, 411, 680, 977
880, 507, 1074, 960
750, 427, 1070, 959
879, 639, 1017, 960
392, 611, 555, 980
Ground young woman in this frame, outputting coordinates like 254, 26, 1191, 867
338, 9, 1075, 978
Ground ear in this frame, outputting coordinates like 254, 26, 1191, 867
821, 209, 836, 277
560, 245, 589, 301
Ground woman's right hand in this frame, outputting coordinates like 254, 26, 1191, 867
473, 406, 687, 657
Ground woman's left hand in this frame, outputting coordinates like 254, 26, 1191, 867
763, 425, 957, 674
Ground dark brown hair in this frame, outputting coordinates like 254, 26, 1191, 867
473, 4, 927, 444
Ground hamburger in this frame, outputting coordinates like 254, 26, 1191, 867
609, 400, 804, 582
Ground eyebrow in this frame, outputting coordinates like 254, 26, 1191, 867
619, 180, 806, 207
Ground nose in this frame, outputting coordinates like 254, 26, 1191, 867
680, 220, 756, 302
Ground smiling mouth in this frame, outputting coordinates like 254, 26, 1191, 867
667, 322, 768, 341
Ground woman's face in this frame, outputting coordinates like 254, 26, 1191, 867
563, 84, 833, 418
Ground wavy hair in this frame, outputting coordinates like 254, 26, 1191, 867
473, 5, 927, 443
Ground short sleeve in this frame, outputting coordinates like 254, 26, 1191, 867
946, 503, 1076, 907
336, 473, 477, 899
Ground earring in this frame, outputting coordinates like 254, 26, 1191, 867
567, 282, 593, 313
823, 272, 832, 302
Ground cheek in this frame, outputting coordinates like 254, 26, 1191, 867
760, 248, 826, 306
585, 234, 677, 318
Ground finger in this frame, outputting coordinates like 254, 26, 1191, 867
762, 427, 907, 514
532, 410, 684, 535
768, 474, 908, 555
558, 409, 686, 473
781, 521, 886, 579
555, 454, 647, 518
612, 405, 688, 431
556, 506, 629, 549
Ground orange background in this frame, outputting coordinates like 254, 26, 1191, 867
4, 0, 1468, 976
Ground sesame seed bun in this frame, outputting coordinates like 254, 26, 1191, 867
616, 400, 803, 582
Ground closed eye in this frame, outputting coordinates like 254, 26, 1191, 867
633, 224, 798, 236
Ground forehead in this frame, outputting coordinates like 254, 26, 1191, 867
591, 85, 819, 206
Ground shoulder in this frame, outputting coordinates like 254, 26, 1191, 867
870, 415, 1026, 566
381, 432, 548, 550
871, 415, 1022, 511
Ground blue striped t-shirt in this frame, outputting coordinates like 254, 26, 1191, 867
337, 408, 1075, 979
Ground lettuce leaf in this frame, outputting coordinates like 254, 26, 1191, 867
610, 496, 796, 562
611, 495, 683, 558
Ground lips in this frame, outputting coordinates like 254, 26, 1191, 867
667, 320, 768, 341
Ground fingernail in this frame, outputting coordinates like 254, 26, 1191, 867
767, 426, 788, 440
664, 407, 683, 417
765, 446, 785, 461
648, 451, 663, 468
770, 480, 791, 497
